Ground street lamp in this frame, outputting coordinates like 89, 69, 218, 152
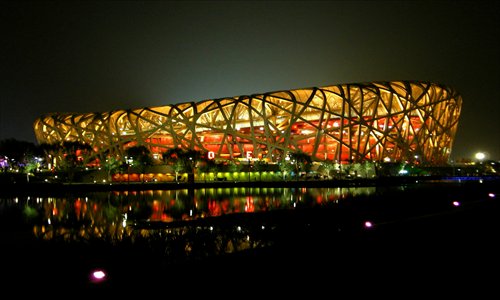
475, 152, 486, 161
474, 152, 486, 176
189, 157, 194, 183
125, 156, 133, 184
248, 158, 252, 182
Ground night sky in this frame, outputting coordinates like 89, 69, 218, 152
1, 1, 499, 161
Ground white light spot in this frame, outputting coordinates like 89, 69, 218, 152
93, 270, 106, 279
90, 269, 107, 283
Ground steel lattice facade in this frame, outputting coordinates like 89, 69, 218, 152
33, 81, 462, 165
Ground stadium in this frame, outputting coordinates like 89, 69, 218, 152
33, 80, 462, 166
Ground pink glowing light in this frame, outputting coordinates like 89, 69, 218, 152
488, 193, 495, 198
90, 269, 107, 283
452, 201, 460, 207
364, 221, 373, 228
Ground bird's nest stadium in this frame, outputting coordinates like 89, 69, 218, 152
33, 80, 462, 165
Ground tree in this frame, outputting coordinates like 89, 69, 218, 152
163, 148, 203, 182
36, 141, 93, 172
197, 156, 218, 182
125, 145, 153, 182
279, 160, 295, 180
0, 138, 38, 170
37, 142, 60, 170
163, 148, 187, 182
23, 156, 39, 182
253, 160, 268, 181
320, 160, 337, 179
97, 149, 123, 182
61, 141, 93, 166
226, 160, 241, 173
361, 161, 376, 178
102, 156, 122, 182
288, 150, 312, 179
184, 149, 203, 182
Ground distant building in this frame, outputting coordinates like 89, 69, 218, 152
33, 80, 462, 165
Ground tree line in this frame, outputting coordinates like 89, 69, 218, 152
0, 139, 326, 182
4, 137, 490, 183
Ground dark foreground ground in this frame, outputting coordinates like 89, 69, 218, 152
2, 179, 499, 297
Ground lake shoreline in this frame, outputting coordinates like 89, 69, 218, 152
1, 175, 498, 195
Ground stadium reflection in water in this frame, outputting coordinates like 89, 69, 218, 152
8, 186, 376, 263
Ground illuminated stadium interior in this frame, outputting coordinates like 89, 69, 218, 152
33, 81, 462, 165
